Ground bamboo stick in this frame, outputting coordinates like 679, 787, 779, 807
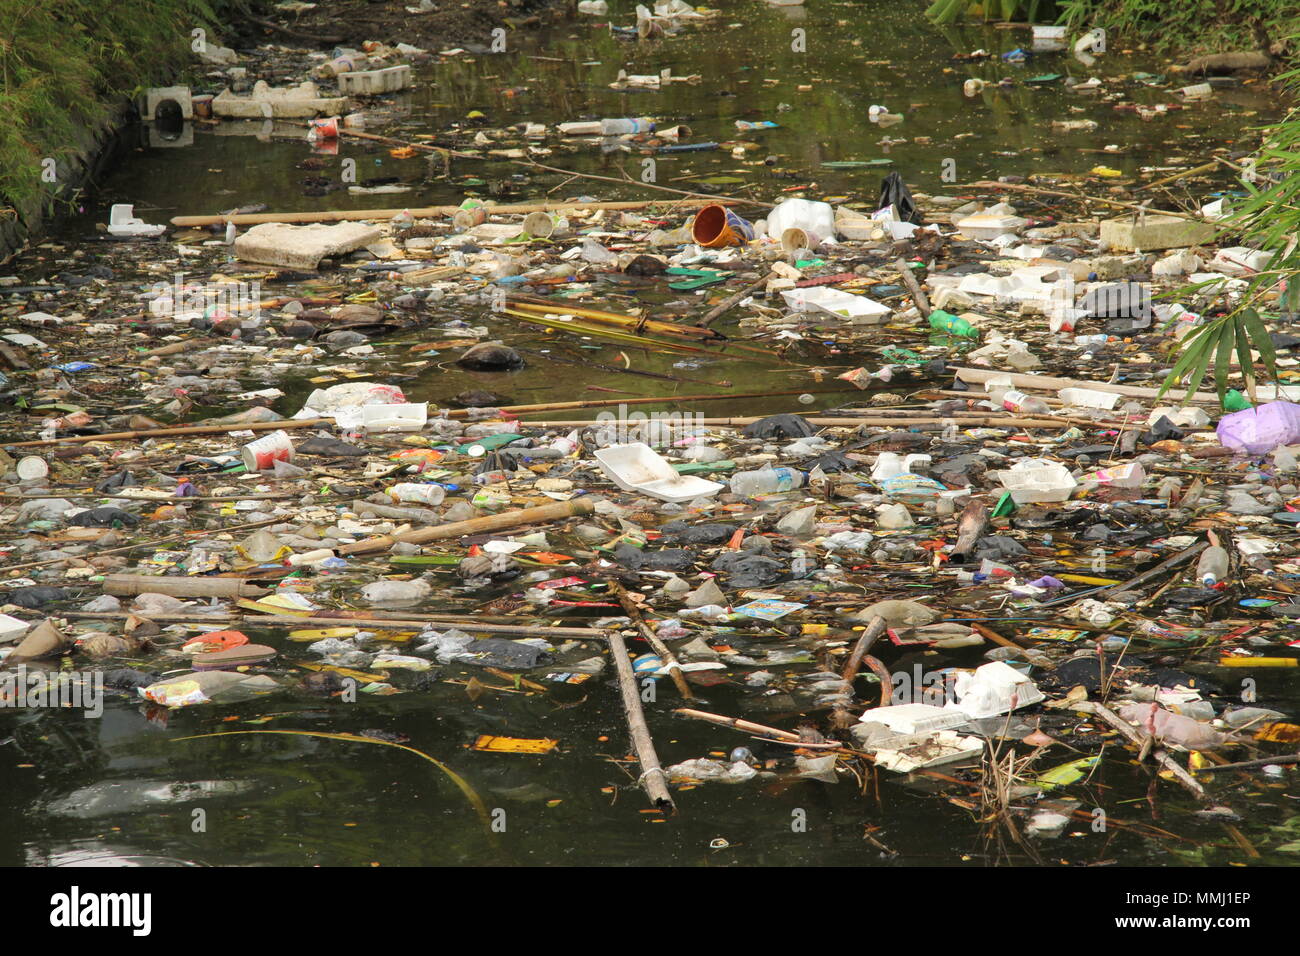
1098, 540, 1208, 597
102, 574, 269, 599
1071, 700, 1208, 801
60, 610, 602, 639
440, 389, 851, 419
894, 258, 930, 315
696, 275, 769, 329
954, 367, 1222, 403
169, 198, 723, 228
673, 707, 803, 742
3, 417, 329, 449
607, 628, 676, 811
612, 583, 693, 701
508, 296, 726, 341
337, 498, 596, 555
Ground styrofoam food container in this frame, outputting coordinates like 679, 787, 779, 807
955, 214, 1028, 240
996, 458, 1077, 504
780, 286, 891, 324
358, 402, 427, 432
945, 661, 1045, 719
593, 443, 723, 503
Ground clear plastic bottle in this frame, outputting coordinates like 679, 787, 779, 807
1196, 545, 1230, 587
997, 389, 1052, 415
388, 482, 446, 506
600, 117, 655, 135
729, 466, 804, 496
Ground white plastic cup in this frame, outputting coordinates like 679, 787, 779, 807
241, 430, 294, 472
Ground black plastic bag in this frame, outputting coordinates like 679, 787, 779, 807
879, 172, 922, 225
741, 414, 815, 440
68, 507, 139, 528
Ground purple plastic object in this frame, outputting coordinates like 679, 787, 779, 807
1216, 401, 1300, 456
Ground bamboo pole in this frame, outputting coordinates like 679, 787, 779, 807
894, 258, 930, 315
440, 389, 852, 420
612, 583, 693, 701
954, 367, 1222, 403
1071, 700, 1208, 801
102, 574, 269, 599
1098, 541, 1208, 597
508, 296, 726, 341
61, 610, 603, 639
607, 628, 676, 811
3, 417, 329, 449
337, 498, 596, 555
696, 275, 769, 329
169, 198, 723, 228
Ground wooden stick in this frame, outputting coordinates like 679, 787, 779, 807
842, 615, 887, 682
963, 180, 1212, 221
1195, 752, 1300, 774
1071, 700, 1208, 801
894, 258, 930, 315
695, 275, 769, 328
612, 584, 693, 701
337, 498, 596, 555
607, 628, 676, 811
1098, 541, 1208, 597
970, 622, 1056, 671
508, 296, 726, 341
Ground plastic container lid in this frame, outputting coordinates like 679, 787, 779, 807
16, 457, 48, 481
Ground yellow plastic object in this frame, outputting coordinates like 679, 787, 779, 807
472, 735, 559, 754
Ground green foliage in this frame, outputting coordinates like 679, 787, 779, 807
0, 0, 246, 222
1057, 0, 1298, 57
926, 0, 1054, 26
1160, 62, 1300, 403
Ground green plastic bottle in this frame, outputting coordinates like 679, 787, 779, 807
928, 309, 979, 339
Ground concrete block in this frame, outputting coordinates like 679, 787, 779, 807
337, 65, 412, 96
142, 86, 193, 121
212, 81, 347, 119
234, 222, 384, 270
1099, 214, 1215, 252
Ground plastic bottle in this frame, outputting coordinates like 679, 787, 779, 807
729, 466, 804, 496
927, 309, 979, 339
600, 117, 655, 136
1196, 545, 1229, 587
388, 482, 447, 506
998, 389, 1052, 415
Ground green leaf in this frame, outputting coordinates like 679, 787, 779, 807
1214, 323, 1235, 399
1242, 307, 1278, 382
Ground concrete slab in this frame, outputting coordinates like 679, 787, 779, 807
234, 222, 384, 270
1099, 214, 1216, 252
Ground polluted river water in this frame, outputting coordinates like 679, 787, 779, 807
3, 1, 1298, 868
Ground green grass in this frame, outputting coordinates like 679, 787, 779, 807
0, 0, 249, 225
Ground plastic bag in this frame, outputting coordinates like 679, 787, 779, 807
878, 172, 921, 225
